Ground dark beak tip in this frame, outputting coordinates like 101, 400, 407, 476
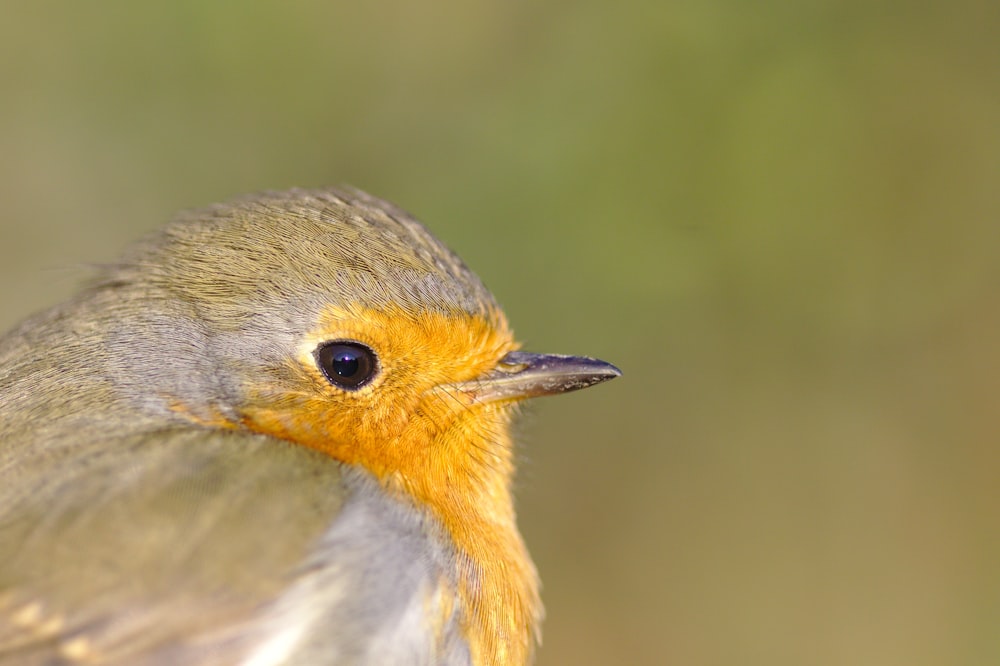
599, 361, 623, 378
582, 361, 622, 386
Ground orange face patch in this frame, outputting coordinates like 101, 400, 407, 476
239, 303, 514, 479
236, 303, 539, 666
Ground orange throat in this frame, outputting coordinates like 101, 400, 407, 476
238, 306, 542, 665
385, 418, 542, 666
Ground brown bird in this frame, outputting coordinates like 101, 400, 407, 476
0, 188, 620, 665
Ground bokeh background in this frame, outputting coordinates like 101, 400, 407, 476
2, 2, 999, 664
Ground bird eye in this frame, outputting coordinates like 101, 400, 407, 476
315, 341, 378, 390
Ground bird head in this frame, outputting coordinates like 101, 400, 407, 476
93, 187, 619, 664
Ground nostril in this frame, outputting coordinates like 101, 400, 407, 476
496, 352, 531, 373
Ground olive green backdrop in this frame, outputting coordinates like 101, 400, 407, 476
2, 2, 998, 664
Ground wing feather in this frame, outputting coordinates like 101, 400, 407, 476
0, 428, 346, 665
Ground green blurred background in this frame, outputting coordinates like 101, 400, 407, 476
2, 2, 999, 664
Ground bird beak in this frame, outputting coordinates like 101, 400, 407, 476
455, 351, 622, 404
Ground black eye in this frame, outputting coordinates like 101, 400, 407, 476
316, 341, 378, 390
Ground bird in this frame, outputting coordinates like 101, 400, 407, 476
0, 187, 620, 666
